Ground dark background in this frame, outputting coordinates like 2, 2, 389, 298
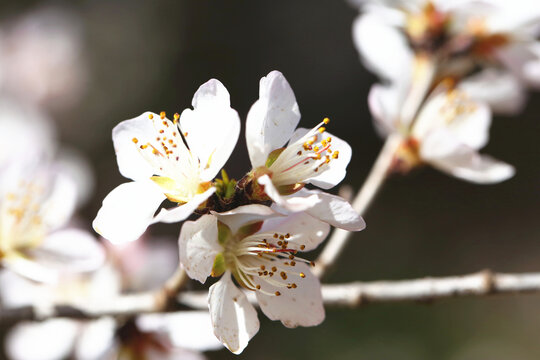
1, 0, 540, 359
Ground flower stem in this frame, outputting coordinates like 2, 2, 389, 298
313, 133, 402, 278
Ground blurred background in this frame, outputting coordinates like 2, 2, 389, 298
0, 0, 539, 359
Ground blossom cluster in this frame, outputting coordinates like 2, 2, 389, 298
350, 0, 539, 182
93, 70, 366, 353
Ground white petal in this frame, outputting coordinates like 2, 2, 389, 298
288, 189, 366, 231
256, 262, 324, 328
112, 112, 163, 181
2, 255, 58, 283
352, 13, 413, 82
412, 91, 491, 150
368, 83, 407, 137
180, 79, 241, 181
257, 175, 321, 212
178, 215, 221, 284
6, 319, 79, 360
288, 128, 352, 189
30, 229, 105, 273
137, 311, 223, 351
74, 317, 116, 360
260, 206, 330, 251
212, 204, 282, 234
0, 271, 45, 308
459, 69, 526, 115
39, 168, 78, 231
246, 71, 301, 167
421, 130, 515, 184
152, 187, 215, 224
93, 181, 165, 244
208, 272, 259, 354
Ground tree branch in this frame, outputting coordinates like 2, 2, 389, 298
4, 270, 540, 322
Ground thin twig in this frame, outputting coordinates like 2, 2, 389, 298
312, 133, 402, 278
4, 270, 540, 321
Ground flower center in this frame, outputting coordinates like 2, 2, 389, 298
132, 112, 205, 203
0, 182, 46, 255
225, 231, 313, 296
267, 117, 339, 187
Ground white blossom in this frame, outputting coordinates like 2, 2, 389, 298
179, 204, 328, 354
93, 79, 240, 244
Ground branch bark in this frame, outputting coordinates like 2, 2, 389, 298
4, 270, 540, 322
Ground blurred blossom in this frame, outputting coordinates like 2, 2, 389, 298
179, 204, 329, 354
370, 80, 515, 183
0, 7, 87, 111
0, 157, 104, 283
93, 80, 240, 244
351, 0, 540, 114
245, 71, 365, 231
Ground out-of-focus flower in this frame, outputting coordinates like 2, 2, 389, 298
351, 0, 540, 114
93, 79, 240, 244
0, 160, 104, 283
370, 80, 515, 183
179, 204, 328, 354
245, 71, 365, 231
0, 7, 88, 111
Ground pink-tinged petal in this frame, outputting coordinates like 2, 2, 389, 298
352, 13, 413, 82
153, 187, 215, 224
212, 204, 282, 234
74, 318, 116, 360
93, 181, 165, 244
421, 130, 515, 184
178, 215, 221, 284
30, 229, 105, 273
288, 189, 366, 231
208, 272, 259, 354
288, 128, 352, 189
246, 71, 301, 167
257, 175, 321, 212
180, 79, 241, 181
6, 319, 79, 360
459, 69, 526, 115
137, 311, 223, 351
112, 112, 163, 181
256, 262, 324, 328
260, 207, 330, 251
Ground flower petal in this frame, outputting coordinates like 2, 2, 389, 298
421, 129, 515, 184
112, 112, 163, 181
257, 174, 321, 212
211, 204, 282, 234
288, 128, 352, 189
208, 272, 259, 354
93, 181, 165, 244
368, 83, 407, 137
459, 69, 526, 115
260, 207, 330, 251
178, 215, 221, 284
29, 229, 105, 273
286, 189, 366, 231
137, 311, 223, 351
352, 13, 413, 82
180, 79, 241, 181
2, 254, 58, 283
152, 186, 215, 224
246, 71, 301, 167
256, 262, 324, 328
74, 318, 116, 360
6, 319, 79, 360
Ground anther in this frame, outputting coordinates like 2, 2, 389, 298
148, 114, 154, 119
275, 291, 281, 296
300, 245, 305, 250
272, 266, 277, 272
132, 138, 139, 144
300, 272, 306, 278
318, 127, 326, 133
160, 111, 166, 119
323, 117, 330, 124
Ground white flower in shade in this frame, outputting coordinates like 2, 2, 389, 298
93, 79, 240, 244
0, 161, 104, 283
369, 80, 515, 183
245, 71, 365, 231
179, 204, 329, 354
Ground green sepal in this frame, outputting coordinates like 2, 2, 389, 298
217, 221, 232, 246
265, 148, 286, 168
211, 253, 226, 277
214, 169, 237, 201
